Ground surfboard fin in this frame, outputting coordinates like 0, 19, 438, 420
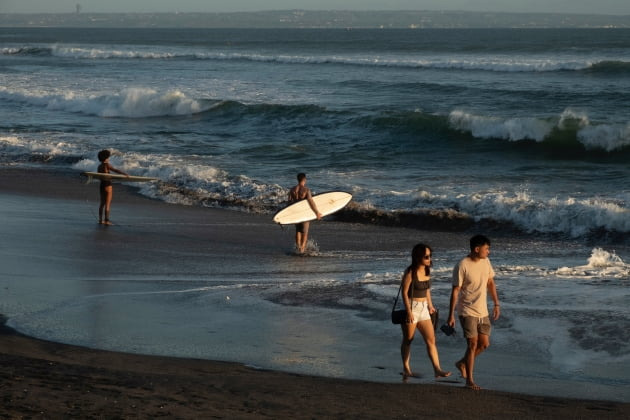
81, 172, 94, 184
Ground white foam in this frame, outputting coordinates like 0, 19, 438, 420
556, 248, 629, 278
347, 183, 630, 238
1, 47, 23, 55
460, 190, 630, 237
448, 109, 554, 142
5, 132, 627, 238
51, 45, 178, 60
0, 135, 79, 157
578, 122, 630, 152
73, 151, 287, 211
448, 108, 630, 152
0, 86, 212, 118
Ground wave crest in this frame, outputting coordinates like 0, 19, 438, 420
448, 109, 630, 152
0, 86, 214, 118
5, 45, 626, 74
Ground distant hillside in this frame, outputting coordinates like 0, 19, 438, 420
2, 10, 630, 28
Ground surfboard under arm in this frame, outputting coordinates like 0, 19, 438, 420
272, 191, 352, 225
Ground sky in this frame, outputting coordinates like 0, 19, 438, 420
1, 0, 629, 15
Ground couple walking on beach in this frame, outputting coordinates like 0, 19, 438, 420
399, 235, 500, 390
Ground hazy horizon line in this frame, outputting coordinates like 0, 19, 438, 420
2, 9, 628, 17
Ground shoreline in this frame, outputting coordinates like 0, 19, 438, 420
1, 165, 629, 416
1, 318, 627, 419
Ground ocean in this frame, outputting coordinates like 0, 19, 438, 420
1, 27, 629, 401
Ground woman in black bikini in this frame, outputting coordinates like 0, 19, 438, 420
97, 149, 128, 225
400, 243, 451, 380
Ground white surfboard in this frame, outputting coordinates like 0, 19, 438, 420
273, 191, 352, 225
81, 171, 158, 183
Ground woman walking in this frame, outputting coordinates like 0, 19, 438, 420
400, 243, 451, 380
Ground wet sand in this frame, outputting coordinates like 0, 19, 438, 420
1, 167, 629, 418
2, 319, 628, 419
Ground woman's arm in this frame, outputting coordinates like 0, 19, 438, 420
427, 288, 436, 313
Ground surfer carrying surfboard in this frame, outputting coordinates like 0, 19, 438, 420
97, 149, 128, 225
288, 173, 322, 253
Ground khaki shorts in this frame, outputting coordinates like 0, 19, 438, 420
459, 316, 491, 338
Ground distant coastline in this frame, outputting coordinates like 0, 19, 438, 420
2, 10, 630, 29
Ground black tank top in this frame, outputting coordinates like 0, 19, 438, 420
409, 274, 431, 299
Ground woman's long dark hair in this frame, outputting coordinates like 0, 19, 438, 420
408, 243, 432, 276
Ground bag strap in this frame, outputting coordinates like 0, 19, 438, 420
392, 282, 402, 311
392, 269, 415, 311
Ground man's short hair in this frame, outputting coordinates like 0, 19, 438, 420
470, 234, 491, 251
297, 173, 306, 182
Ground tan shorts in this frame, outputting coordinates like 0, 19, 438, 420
459, 316, 491, 338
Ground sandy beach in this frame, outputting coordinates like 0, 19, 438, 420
2, 319, 629, 419
1, 167, 629, 418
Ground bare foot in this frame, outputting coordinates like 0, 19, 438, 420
465, 381, 481, 390
455, 360, 467, 379
402, 371, 420, 379
435, 370, 452, 379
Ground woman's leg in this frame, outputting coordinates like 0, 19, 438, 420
100, 186, 113, 224
401, 322, 416, 377
99, 188, 107, 223
417, 319, 451, 378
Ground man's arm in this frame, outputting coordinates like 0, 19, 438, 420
487, 277, 500, 321
306, 190, 322, 219
447, 285, 460, 327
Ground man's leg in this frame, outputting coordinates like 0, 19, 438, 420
465, 332, 490, 390
299, 222, 310, 252
295, 231, 303, 251
294, 224, 304, 252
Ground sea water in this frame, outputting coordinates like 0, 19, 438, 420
1, 27, 629, 401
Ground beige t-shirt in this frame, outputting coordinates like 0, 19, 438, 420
452, 256, 495, 318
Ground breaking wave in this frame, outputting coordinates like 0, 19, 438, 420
0, 86, 216, 118
2, 133, 629, 241
448, 109, 630, 153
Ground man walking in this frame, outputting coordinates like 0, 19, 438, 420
447, 234, 501, 390
288, 173, 322, 253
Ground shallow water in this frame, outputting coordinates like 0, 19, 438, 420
2, 190, 628, 401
